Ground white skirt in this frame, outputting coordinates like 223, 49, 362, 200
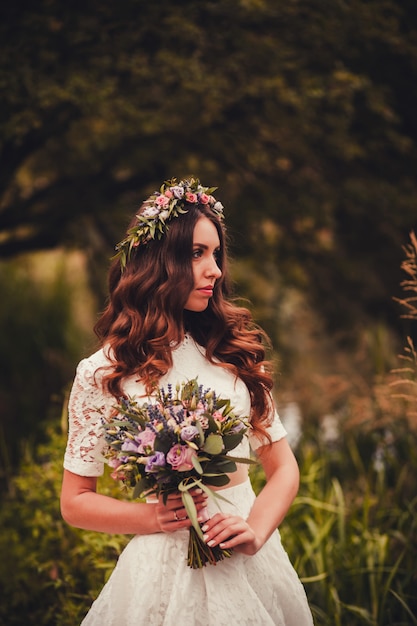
81, 480, 313, 626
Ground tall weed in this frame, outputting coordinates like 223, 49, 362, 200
253, 425, 417, 626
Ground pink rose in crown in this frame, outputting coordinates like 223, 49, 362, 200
155, 195, 170, 208
166, 444, 197, 471
199, 193, 210, 204
164, 189, 173, 198
185, 192, 198, 203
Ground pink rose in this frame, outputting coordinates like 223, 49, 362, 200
137, 429, 156, 453
166, 444, 196, 471
185, 192, 198, 203
111, 469, 125, 480
199, 193, 209, 204
164, 189, 173, 198
155, 195, 170, 208
108, 457, 123, 469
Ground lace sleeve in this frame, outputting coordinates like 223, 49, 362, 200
248, 409, 287, 452
63, 354, 114, 477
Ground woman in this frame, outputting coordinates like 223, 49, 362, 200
61, 177, 313, 625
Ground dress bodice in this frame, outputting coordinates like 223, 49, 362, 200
63, 335, 286, 477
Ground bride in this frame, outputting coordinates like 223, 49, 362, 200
61, 177, 314, 625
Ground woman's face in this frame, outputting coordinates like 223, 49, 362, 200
184, 216, 222, 312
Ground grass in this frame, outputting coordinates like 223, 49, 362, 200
251, 425, 417, 626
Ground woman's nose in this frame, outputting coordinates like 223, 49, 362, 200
207, 257, 222, 279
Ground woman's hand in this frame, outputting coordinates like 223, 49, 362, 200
155, 489, 208, 534
200, 512, 262, 556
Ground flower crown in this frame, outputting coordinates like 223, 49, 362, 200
114, 177, 224, 270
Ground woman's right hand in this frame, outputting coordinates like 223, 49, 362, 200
155, 489, 208, 533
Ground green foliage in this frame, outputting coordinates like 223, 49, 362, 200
253, 424, 417, 626
0, 256, 89, 487
1, 423, 416, 625
0, 428, 129, 626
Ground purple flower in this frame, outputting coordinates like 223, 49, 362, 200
142, 206, 159, 218
145, 451, 166, 472
121, 439, 139, 453
230, 420, 246, 433
180, 425, 199, 442
170, 185, 184, 199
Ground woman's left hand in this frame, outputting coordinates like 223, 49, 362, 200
201, 513, 261, 556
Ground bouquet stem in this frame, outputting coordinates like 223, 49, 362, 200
187, 525, 233, 569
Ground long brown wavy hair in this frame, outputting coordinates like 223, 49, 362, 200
94, 200, 275, 437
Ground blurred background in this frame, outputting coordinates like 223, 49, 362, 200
0, 1, 416, 624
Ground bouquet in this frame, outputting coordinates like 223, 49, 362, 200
101, 378, 254, 568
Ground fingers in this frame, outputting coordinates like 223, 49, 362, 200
201, 513, 258, 554
156, 489, 208, 533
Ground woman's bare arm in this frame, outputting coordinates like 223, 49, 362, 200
199, 438, 300, 554
60, 469, 208, 535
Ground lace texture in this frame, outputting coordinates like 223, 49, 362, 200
64, 354, 114, 476
81, 480, 313, 626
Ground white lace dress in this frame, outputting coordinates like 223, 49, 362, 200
64, 335, 313, 626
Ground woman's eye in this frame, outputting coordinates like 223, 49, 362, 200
192, 248, 203, 259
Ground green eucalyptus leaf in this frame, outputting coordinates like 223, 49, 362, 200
154, 436, 172, 454
206, 416, 219, 433
194, 420, 205, 446
224, 455, 257, 465
203, 433, 223, 455
181, 491, 203, 539
178, 478, 201, 492
133, 477, 153, 499
210, 460, 237, 473
191, 455, 204, 475
222, 433, 245, 451
202, 474, 230, 487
